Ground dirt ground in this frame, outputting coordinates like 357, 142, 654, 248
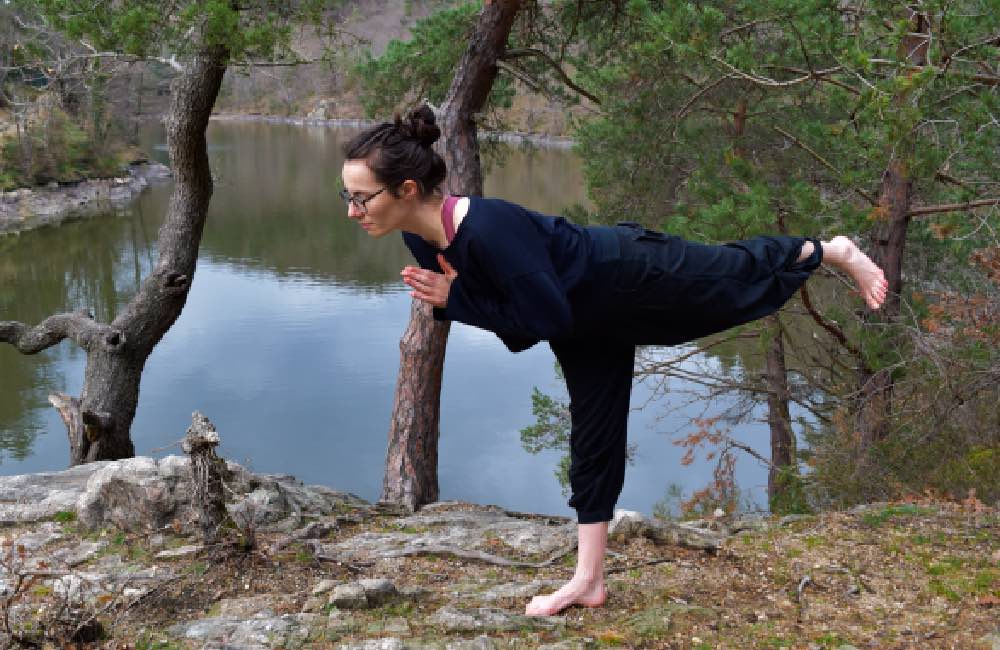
4, 498, 998, 649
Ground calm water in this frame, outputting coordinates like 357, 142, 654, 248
0, 121, 781, 517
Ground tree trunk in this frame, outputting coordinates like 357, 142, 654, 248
1, 46, 228, 465
855, 8, 927, 451
763, 315, 794, 506
380, 0, 523, 509
75, 47, 228, 463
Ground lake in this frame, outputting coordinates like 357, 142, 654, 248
0, 120, 786, 518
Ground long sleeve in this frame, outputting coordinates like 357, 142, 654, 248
442, 270, 574, 341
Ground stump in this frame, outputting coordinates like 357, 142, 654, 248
183, 412, 228, 544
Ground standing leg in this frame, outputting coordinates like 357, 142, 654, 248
526, 339, 635, 617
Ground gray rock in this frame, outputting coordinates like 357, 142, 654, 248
170, 615, 242, 642
154, 544, 203, 559
609, 510, 648, 538
0, 463, 105, 524
55, 540, 108, 567
301, 595, 327, 613
379, 616, 410, 634
0, 456, 368, 534
327, 609, 360, 631
428, 605, 563, 632
11, 522, 64, 551
169, 612, 318, 649
778, 514, 813, 526
461, 579, 561, 602
328, 504, 574, 563
216, 594, 296, 619
225, 615, 294, 645
330, 582, 368, 609
359, 578, 398, 606
445, 636, 497, 650
608, 509, 721, 551
336, 639, 407, 650
537, 641, 593, 650
76, 457, 187, 531
312, 579, 338, 596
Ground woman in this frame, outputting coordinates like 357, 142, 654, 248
340, 106, 887, 617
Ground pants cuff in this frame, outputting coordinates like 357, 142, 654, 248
789, 236, 823, 272
576, 508, 613, 524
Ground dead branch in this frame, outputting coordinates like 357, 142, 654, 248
320, 542, 578, 569
798, 284, 871, 374
503, 47, 602, 105
0, 309, 117, 354
907, 197, 1000, 217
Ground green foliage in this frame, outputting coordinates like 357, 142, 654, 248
860, 504, 933, 528
21, 0, 310, 61
352, 2, 514, 119
568, 0, 1000, 508
768, 468, 812, 516
0, 107, 126, 190
52, 510, 76, 523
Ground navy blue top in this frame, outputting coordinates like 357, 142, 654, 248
403, 197, 596, 352
403, 196, 821, 354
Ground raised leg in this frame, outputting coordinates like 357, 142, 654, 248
804, 237, 888, 310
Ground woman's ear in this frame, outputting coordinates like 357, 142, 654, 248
399, 179, 421, 199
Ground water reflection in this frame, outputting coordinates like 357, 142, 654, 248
1, 121, 780, 516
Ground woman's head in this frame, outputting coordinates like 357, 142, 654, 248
340, 105, 447, 236
343, 105, 446, 195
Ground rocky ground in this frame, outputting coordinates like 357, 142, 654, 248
0, 454, 995, 649
0, 162, 172, 235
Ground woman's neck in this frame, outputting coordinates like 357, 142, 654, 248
408, 194, 449, 249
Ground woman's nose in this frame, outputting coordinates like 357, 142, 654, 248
347, 203, 363, 219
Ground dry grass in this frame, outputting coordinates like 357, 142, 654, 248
4, 498, 982, 649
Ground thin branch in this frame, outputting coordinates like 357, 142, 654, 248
907, 197, 1000, 217
495, 59, 545, 94
674, 74, 734, 124
798, 285, 872, 375
0, 309, 114, 354
773, 125, 878, 205
502, 47, 602, 105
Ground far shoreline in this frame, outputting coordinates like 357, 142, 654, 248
208, 112, 577, 150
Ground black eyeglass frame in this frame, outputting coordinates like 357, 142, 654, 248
338, 186, 388, 215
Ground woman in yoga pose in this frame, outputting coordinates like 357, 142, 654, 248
340, 106, 887, 617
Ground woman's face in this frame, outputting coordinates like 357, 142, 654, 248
340, 160, 409, 238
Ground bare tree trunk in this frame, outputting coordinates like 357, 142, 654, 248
1, 46, 228, 464
381, 0, 523, 509
856, 8, 927, 451
764, 315, 794, 505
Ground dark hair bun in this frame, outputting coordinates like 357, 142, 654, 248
395, 104, 440, 148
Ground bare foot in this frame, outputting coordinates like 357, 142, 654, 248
524, 576, 606, 616
822, 236, 889, 310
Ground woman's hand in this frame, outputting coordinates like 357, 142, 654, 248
401, 254, 458, 308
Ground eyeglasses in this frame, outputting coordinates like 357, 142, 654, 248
338, 187, 387, 215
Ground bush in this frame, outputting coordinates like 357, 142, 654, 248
0, 106, 126, 191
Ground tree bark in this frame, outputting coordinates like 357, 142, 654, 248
0, 45, 228, 464
763, 315, 794, 506
855, 8, 927, 450
380, 0, 523, 509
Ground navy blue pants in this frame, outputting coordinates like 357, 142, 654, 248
550, 224, 823, 524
